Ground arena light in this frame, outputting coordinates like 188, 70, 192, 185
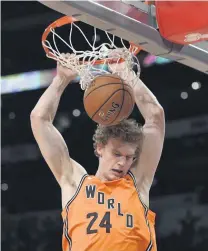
143, 54, 173, 67
72, 109, 81, 117
180, 91, 188, 99
1, 183, 8, 191
1, 69, 56, 94
92, 34, 101, 43
8, 112, 16, 119
56, 113, 71, 133
191, 81, 201, 90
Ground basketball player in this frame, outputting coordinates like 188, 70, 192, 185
31, 53, 165, 251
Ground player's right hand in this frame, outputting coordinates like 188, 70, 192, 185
56, 53, 78, 82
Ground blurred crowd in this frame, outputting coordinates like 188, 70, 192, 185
2, 208, 62, 251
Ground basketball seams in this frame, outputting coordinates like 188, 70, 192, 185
93, 89, 134, 125
89, 88, 134, 124
84, 82, 130, 99
107, 78, 125, 125
91, 89, 124, 120
107, 84, 134, 125
84, 74, 134, 125
123, 89, 135, 115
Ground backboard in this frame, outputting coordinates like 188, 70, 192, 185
40, 0, 208, 74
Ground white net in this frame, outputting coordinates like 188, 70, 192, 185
42, 21, 141, 90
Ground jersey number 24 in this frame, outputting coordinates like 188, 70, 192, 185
87, 212, 112, 234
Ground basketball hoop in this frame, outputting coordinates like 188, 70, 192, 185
42, 16, 141, 90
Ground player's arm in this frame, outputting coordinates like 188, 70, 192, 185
131, 77, 165, 197
30, 58, 86, 188
108, 59, 164, 200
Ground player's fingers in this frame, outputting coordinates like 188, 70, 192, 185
108, 63, 116, 73
109, 48, 123, 58
65, 53, 72, 60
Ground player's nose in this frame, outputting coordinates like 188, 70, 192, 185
118, 156, 126, 166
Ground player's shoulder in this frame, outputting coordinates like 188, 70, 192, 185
61, 161, 88, 209
128, 168, 150, 207
61, 158, 87, 187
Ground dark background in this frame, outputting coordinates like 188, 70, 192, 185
1, 1, 208, 251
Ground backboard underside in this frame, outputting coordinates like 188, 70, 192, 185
40, 0, 208, 74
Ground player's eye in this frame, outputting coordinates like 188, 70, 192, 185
127, 155, 136, 160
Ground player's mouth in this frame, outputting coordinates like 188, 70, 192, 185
111, 169, 123, 175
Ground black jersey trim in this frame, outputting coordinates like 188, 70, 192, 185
127, 170, 153, 251
63, 174, 88, 250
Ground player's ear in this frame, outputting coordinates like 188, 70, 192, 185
96, 143, 104, 157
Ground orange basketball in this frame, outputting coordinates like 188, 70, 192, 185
83, 74, 135, 125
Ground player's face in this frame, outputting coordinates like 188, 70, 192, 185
97, 138, 137, 181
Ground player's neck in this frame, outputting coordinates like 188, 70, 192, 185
95, 169, 107, 181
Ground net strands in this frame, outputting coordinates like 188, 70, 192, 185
42, 22, 141, 90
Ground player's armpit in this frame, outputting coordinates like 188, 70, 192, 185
30, 115, 86, 187
131, 111, 165, 193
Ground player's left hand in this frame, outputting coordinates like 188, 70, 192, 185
107, 49, 129, 73
57, 53, 78, 82
108, 49, 136, 86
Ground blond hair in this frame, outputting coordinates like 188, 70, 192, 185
93, 119, 143, 157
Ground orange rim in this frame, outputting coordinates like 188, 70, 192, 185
42, 16, 141, 65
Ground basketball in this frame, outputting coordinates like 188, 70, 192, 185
83, 74, 135, 125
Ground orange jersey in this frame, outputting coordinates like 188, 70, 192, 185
62, 171, 157, 251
